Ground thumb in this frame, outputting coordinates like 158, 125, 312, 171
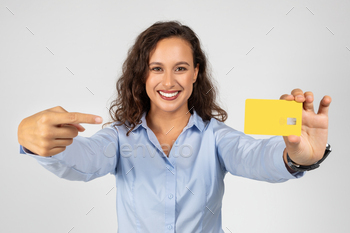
285, 135, 301, 145
64, 123, 86, 132
283, 135, 301, 153
58, 123, 86, 132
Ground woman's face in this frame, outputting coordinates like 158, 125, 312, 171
145, 37, 199, 114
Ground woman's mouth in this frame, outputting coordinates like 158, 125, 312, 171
158, 90, 181, 100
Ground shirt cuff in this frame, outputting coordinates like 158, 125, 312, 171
273, 139, 305, 179
19, 144, 65, 164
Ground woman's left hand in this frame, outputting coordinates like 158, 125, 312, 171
280, 88, 332, 166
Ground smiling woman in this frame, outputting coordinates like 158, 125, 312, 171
18, 20, 331, 233
104, 21, 227, 137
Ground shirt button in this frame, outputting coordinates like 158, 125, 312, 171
168, 194, 173, 199
167, 225, 173, 230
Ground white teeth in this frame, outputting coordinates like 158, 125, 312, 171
159, 91, 179, 98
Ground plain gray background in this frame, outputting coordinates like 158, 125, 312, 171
1, 0, 349, 232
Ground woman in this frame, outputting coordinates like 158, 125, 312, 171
18, 21, 331, 232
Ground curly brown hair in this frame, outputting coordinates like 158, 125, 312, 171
103, 20, 227, 136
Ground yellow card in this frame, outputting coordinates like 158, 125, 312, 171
244, 99, 302, 136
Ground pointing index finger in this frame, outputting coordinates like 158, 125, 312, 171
54, 112, 103, 125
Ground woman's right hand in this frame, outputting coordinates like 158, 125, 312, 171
17, 106, 103, 157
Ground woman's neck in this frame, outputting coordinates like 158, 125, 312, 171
146, 108, 192, 135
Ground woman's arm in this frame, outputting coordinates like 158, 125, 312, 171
217, 130, 304, 183
18, 106, 118, 182
20, 126, 119, 182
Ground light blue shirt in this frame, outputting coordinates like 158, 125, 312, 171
20, 110, 304, 233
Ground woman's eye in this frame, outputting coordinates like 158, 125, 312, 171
176, 67, 187, 71
151, 67, 162, 71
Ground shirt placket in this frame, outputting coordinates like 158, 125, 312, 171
165, 156, 176, 232
144, 124, 192, 232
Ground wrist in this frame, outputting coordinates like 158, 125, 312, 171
285, 144, 332, 172
283, 149, 298, 173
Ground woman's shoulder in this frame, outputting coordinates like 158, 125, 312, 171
205, 117, 239, 139
99, 121, 125, 136
204, 118, 252, 147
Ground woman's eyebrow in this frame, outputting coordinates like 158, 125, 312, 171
149, 61, 190, 66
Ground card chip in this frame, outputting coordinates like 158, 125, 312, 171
287, 118, 297, 125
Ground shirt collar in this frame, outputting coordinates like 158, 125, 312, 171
131, 109, 206, 132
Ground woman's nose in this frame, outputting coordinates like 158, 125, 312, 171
162, 70, 176, 88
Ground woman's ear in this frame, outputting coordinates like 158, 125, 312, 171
193, 63, 199, 83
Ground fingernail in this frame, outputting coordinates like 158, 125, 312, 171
95, 117, 103, 123
296, 95, 303, 99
